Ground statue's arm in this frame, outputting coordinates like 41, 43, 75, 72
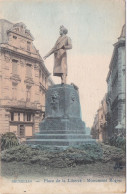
43, 47, 55, 60
64, 37, 72, 50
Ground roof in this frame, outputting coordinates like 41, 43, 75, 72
106, 24, 125, 82
0, 19, 51, 77
118, 24, 125, 40
0, 19, 13, 24
7, 22, 34, 41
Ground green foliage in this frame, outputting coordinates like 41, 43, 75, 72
109, 135, 126, 151
100, 143, 125, 163
1, 143, 125, 168
1, 132, 19, 150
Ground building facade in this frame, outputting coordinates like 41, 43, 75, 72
91, 113, 99, 140
106, 24, 125, 137
0, 19, 53, 139
92, 25, 125, 141
91, 95, 107, 142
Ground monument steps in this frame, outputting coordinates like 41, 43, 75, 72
39, 130, 85, 134
40, 125, 85, 131
26, 138, 95, 146
32, 134, 91, 139
38, 130, 86, 134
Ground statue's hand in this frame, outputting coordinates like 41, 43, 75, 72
43, 56, 47, 60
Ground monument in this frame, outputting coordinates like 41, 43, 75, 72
44, 25, 72, 84
26, 26, 95, 147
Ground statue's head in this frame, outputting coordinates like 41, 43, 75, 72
60, 25, 68, 35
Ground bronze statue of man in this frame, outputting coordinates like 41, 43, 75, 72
43, 25, 72, 84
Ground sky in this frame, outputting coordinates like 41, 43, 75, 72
0, 0, 125, 127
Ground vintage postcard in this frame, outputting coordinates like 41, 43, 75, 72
0, 0, 126, 193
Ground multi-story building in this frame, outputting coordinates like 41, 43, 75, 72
106, 24, 125, 136
98, 95, 108, 142
0, 19, 53, 139
91, 95, 107, 142
91, 113, 99, 140
92, 25, 125, 141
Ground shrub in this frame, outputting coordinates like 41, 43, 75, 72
100, 143, 125, 163
1, 132, 19, 150
109, 135, 126, 151
1, 143, 125, 167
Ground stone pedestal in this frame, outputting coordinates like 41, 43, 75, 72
40, 84, 85, 132
27, 84, 95, 147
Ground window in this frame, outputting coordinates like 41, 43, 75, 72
15, 28, 19, 32
18, 113, 20, 121
26, 64, 32, 78
27, 113, 31, 121
42, 75, 46, 86
42, 73, 44, 84
26, 87, 31, 102
12, 59, 18, 75
39, 70, 41, 79
27, 41, 31, 51
11, 112, 14, 121
13, 36, 17, 39
19, 125, 25, 137
112, 73, 118, 88
12, 84, 17, 100
23, 113, 25, 122
45, 77, 47, 87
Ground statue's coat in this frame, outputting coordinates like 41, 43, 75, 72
48, 35, 72, 76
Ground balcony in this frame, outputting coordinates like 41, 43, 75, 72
0, 43, 41, 62
24, 77, 34, 85
0, 99, 44, 111
10, 74, 21, 83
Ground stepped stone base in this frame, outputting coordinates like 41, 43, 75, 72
26, 84, 96, 147
40, 117, 86, 132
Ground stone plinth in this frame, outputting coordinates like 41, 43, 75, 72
45, 84, 81, 119
26, 84, 95, 147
